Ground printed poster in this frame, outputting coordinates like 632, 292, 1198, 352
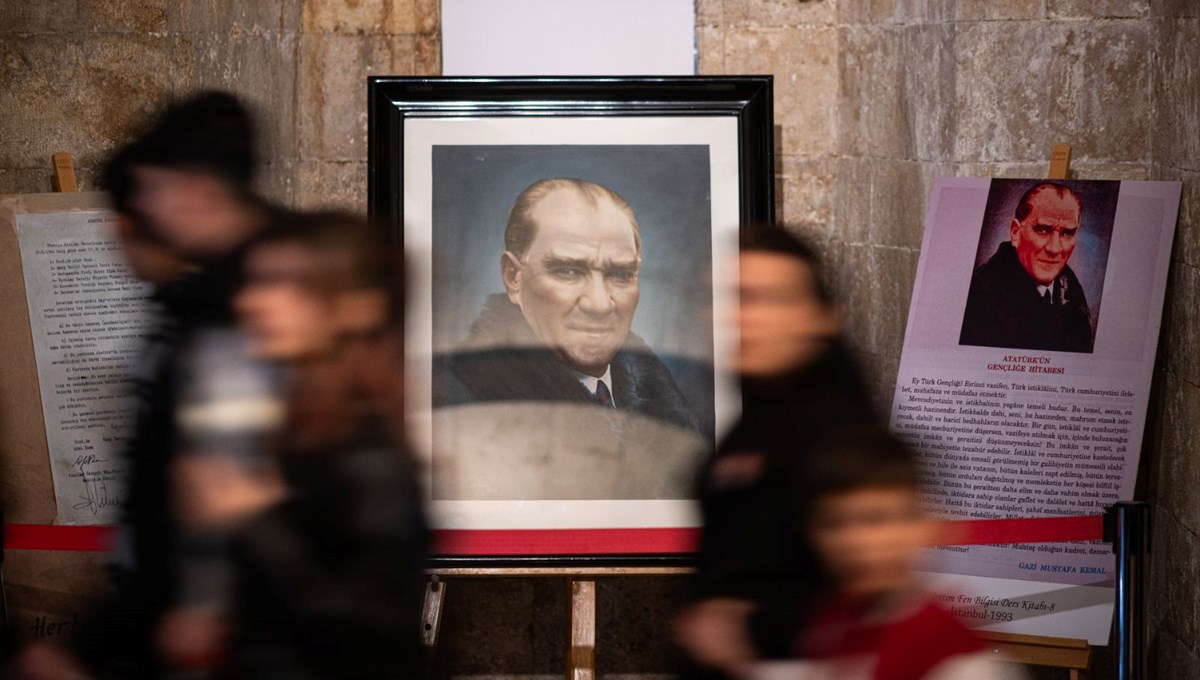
15, 210, 154, 525
891, 178, 1181, 644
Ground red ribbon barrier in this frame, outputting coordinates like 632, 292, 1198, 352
432, 528, 700, 555
930, 514, 1105, 547
3, 515, 1107, 554
3, 524, 114, 552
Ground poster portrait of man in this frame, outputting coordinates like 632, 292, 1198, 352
959, 179, 1119, 353
426, 144, 718, 501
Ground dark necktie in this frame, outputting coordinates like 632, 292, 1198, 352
1042, 288, 1053, 306
595, 379, 614, 408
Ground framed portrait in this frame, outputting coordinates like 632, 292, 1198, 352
368, 77, 774, 565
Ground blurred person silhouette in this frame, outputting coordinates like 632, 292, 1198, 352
201, 210, 429, 678
676, 226, 881, 678
11, 90, 288, 680
763, 428, 1025, 680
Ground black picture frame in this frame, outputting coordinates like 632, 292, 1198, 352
369, 77, 774, 242
368, 76, 774, 567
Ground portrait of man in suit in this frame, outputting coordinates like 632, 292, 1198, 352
959, 182, 1097, 353
431, 176, 707, 500
434, 177, 699, 433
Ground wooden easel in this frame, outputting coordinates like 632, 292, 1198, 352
979, 631, 1091, 679
1048, 143, 1072, 181
966, 143, 1094, 680
419, 566, 1095, 679
51, 152, 78, 193
421, 566, 691, 679
423, 143, 1096, 678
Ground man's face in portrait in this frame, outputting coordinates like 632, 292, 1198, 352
502, 187, 641, 377
1010, 188, 1082, 285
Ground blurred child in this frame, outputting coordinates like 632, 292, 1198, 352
766, 429, 1024, 680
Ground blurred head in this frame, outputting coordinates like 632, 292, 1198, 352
736, 227, 841, 377
101, 145, 188, 284
501, 178, 641, 377
1010, 183, 1082, 285
805, 429, 934, 599
101, 90, 263, 260
236, 211, 400, 362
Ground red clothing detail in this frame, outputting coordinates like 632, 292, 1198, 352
801, 594, 985, 680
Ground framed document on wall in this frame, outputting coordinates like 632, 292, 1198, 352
368, 77, 774, 565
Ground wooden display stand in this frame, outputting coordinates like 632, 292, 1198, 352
421, 566, 690, 680
979, 631, 1091, 680
0, 152, 112, 638
419, 566, 1093, 679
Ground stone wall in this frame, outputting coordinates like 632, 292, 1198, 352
0, 0, 439, 206
2, 0, 1198, 677
1144, 2, 1200, 677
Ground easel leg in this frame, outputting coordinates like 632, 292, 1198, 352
567, 578, 596, 680
421, 575, 446, 677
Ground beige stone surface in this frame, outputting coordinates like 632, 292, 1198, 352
868, 159, 925, 248
1148, 630, 1200, 680
166, 0, 299, 34
295, 158, 366, 210
0, 34, 180, 170
78, 0, 168, 33
1056, 161, 1151, 180
838, 25, 907, 158
370, 33, 422, 76
831, 157, 871, 244
297, 32, 424, 164
695, 25, 724, 74
953, 161, 1049, 178
903, 24, 956, 161
832, 242, 872, 350
1153, 19, 1200, 172
869, 244, 920, 353
258, 159, 298, 206
696, 0, 724, 27
0, 3, 80, 34
385, 0, 439, 35
1048, 0, 1149, 18
303, 0, 388, 34
1062, 22, 1152, 161
414, 33, 441, 75
185, 31, 298, 162
723, 0, 835, 27
0, 169, 57, 194
1162, 262, 1200, 387
837, 0, 908, 25
953, 21, 1153, 163
724, 26, 837, 157
953, 23, 1041, 162
955, 0, 1045, 21
1148, 506, 1200, 645
1154, 166, 1200, 266
1157, 374, 1200, 529
297, 34, 366, 161
778, 157, 833, 236
873, 352, 902, 415
1151, 0, 1200, 18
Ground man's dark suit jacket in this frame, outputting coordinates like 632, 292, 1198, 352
959, 242, 1094, 353
433, 294, 701, 435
